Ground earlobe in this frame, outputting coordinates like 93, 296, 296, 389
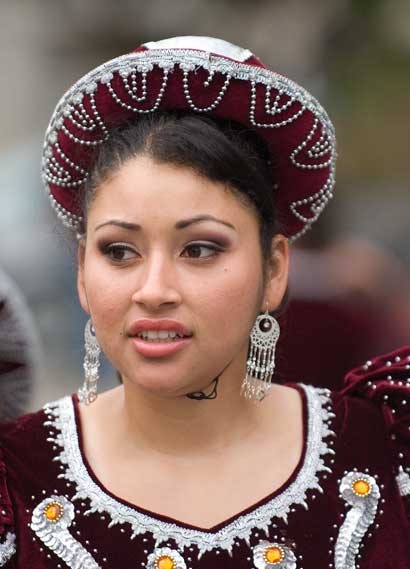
77, 243, 90, 315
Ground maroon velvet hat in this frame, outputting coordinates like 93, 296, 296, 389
42, 36, 336, 241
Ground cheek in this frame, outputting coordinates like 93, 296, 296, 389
83, 260, 130, 330
193, 252, 263, 336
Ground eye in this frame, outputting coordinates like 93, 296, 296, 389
181, 243, 223, 259
99, 242, 137, 262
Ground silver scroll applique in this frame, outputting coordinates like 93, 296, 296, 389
0, 532, 16, 566
335, 471, 379, 569
31, 495, 101, 569
396, 466, 410, 496
253, 541, 297, 569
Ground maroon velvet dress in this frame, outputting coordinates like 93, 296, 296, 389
1, 347, 410, 569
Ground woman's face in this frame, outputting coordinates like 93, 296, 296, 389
77, 155, 288, 397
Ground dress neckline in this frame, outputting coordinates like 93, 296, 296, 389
73, 384, 306, 532
44, 384, 335, 555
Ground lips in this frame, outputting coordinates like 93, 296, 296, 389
128, 318, 192, 338
130, 335, 192, 358
127, 319, 193, 357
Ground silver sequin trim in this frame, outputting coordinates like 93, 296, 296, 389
0, 532, 16, 566
44, 384, 334, 557
42, 44, 336, 241
335, 471, 379, 569
31, 495, 101, 569
396, 466, 410, 496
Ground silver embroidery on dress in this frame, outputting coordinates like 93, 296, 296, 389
31, 495, 101, 569
396, 466, 410, 496
335, 471, 379, 569
0, 532, 16, 566
253, 541, 297, 569
44, 385, 334, 557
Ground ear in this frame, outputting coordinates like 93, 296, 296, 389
261, 234, 289, 312
77, 241, 90, 315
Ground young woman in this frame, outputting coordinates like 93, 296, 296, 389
0, 36, 408, 569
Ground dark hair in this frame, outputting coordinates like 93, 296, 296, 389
78, 112, 283, 281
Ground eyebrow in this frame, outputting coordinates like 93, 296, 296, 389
94, 215, 236, 232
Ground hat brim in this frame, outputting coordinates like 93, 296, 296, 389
42, 41, 336, 241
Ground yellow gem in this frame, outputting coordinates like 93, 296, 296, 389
157, 555, 175, 569
44, 502, 63, 522
353, 479, 371, 496
264, 546, 284, 564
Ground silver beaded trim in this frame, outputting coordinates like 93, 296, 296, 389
41, 46, 336, 240
334, 471, 380, 569
0, 532, 16, 566
30, 495, 101, 569
43, 384, 334, 558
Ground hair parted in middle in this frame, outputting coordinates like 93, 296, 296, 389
78, 111, 284, 279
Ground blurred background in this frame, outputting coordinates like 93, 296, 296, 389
0, 0, 409, 411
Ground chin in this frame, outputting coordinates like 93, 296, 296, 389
126, 374, 194, 398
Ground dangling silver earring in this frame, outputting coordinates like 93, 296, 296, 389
241, 310, 280, 401
78, 319, 101, 405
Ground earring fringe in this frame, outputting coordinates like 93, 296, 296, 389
78, 319, 101, 405
241, 311, 280, 401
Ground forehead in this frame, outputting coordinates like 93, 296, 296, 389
88, 155, 258, 229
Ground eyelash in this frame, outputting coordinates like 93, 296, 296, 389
98, 241, 225, 263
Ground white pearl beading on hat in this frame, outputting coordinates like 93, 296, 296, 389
106, 67, 169, 114
42, 47, 336, 241
183, 69, 232, 113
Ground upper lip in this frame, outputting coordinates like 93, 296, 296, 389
128, 319, 193, 337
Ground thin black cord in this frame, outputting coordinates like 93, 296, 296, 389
185, 376, 220, 400
185, 355, 236, 400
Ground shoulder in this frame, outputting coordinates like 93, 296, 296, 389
0, 402, 52, 459
0, 396, 74, 567
333, 345, 410, 498
0, 395, 75, 475
0, 408, 47, 567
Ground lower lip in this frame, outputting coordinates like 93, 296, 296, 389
130, 336, 192, 358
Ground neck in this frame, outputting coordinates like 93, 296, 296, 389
111, 362, 274, 457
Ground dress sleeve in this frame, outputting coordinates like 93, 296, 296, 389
0, 446, 16, 568
342, 345, 410, 502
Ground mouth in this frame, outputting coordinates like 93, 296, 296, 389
130, 333, 192, 358
135, 330, 191, 343
127, 319, 193, 356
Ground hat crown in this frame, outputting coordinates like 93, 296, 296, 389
142, 36, 254, 63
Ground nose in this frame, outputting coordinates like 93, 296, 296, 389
130, 251, 182, 310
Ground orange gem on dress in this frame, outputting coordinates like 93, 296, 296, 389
264, 545, 285, 564
157, 556, 175, 569
352, 479, 372, 497
44, 502, 64, 522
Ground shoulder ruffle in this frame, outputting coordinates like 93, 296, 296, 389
342, 345, 410, 497
0, 445, 16, 566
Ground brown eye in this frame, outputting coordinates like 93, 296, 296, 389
182, 243, 221, 259
99, 243, 137, 262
